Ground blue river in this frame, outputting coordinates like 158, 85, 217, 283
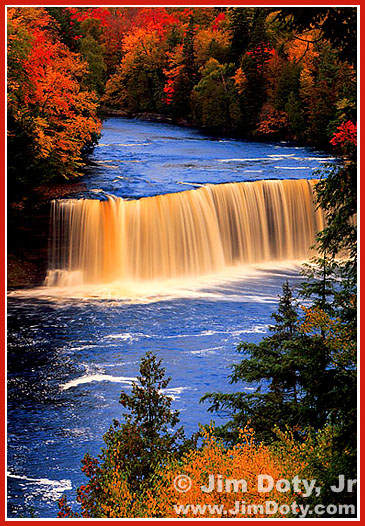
7, 118, 335, 517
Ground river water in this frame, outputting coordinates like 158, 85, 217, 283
7, 118, 334, 517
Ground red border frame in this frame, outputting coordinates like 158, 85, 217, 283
2, 2, 360, 523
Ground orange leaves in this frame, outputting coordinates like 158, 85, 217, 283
284, 33, 320, 66
103, 26, 167, 110
142, 427, 304, 518
300, 305, 356, 370
97, 474, 135, 518
256, 103, 289, 137
70, 427, 307, 518
122, 27, 163, 59
7, 7, 101, 178
233, 67, 247, 95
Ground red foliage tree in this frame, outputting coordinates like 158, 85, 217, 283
7, 7, 101, 183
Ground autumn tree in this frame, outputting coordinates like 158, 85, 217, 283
63, 6, 357, 150
272, 424, 356, 516
300, 120, 357, 342
201, 116, 357, 509
142, 427, 305, 518
274, 7, 357, 66
296, 306, 357, 514
202, 279, 356, 509
194, 26, 230, 69
61, 426, 309, 518
7, 7, 101, 200
162, 13, 199, 118
316, 121, 357, 269
103, 27, 168, 113
67, 7, 129, 75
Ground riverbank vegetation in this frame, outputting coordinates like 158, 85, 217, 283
57, 352, 324, 518
59, 265, 357, 517
59, 290, 356, 517
7, 8, 101, 203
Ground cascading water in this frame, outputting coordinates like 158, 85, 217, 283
45, 179, 324, 287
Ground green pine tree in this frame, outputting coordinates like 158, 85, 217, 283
201, 281, 332, 444
59, 352, 193, 518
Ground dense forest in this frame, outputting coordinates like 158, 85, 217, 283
7, 6, 357, 519
8, 6, 356, 201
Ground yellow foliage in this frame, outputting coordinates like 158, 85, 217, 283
194, 28, 229, 67
139, 427, 305, 518
300, 306, 356, 369
233, 67, 247, 95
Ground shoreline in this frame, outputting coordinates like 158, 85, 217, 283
7, 181, 88, 291
98, 106, 194, 130
97, 107, 332, 152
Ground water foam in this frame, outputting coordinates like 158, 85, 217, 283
9, 260, 303, 303
7, 472, 72, 502
60, 374, 137, 391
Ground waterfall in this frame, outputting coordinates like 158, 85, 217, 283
45, 179, 324, 287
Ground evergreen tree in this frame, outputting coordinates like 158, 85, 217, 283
304, 121, 357, 334
201, 282, 332, 444
285, 91, 306, 140
59, 352, 193, 518
272, 62, 301, 112
300, 255, 339, 316
237, 10, 272, 134
227, 7, 255, 64
270, 280, 298, 338
46, 7, 81, 51
315, 161, 357, 269
182, 14, 198, 88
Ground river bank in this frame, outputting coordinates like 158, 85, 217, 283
98, 107, 194, 130
7, 181, 88, 290
98, 107, 297, 145
97, 108, 339, 152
